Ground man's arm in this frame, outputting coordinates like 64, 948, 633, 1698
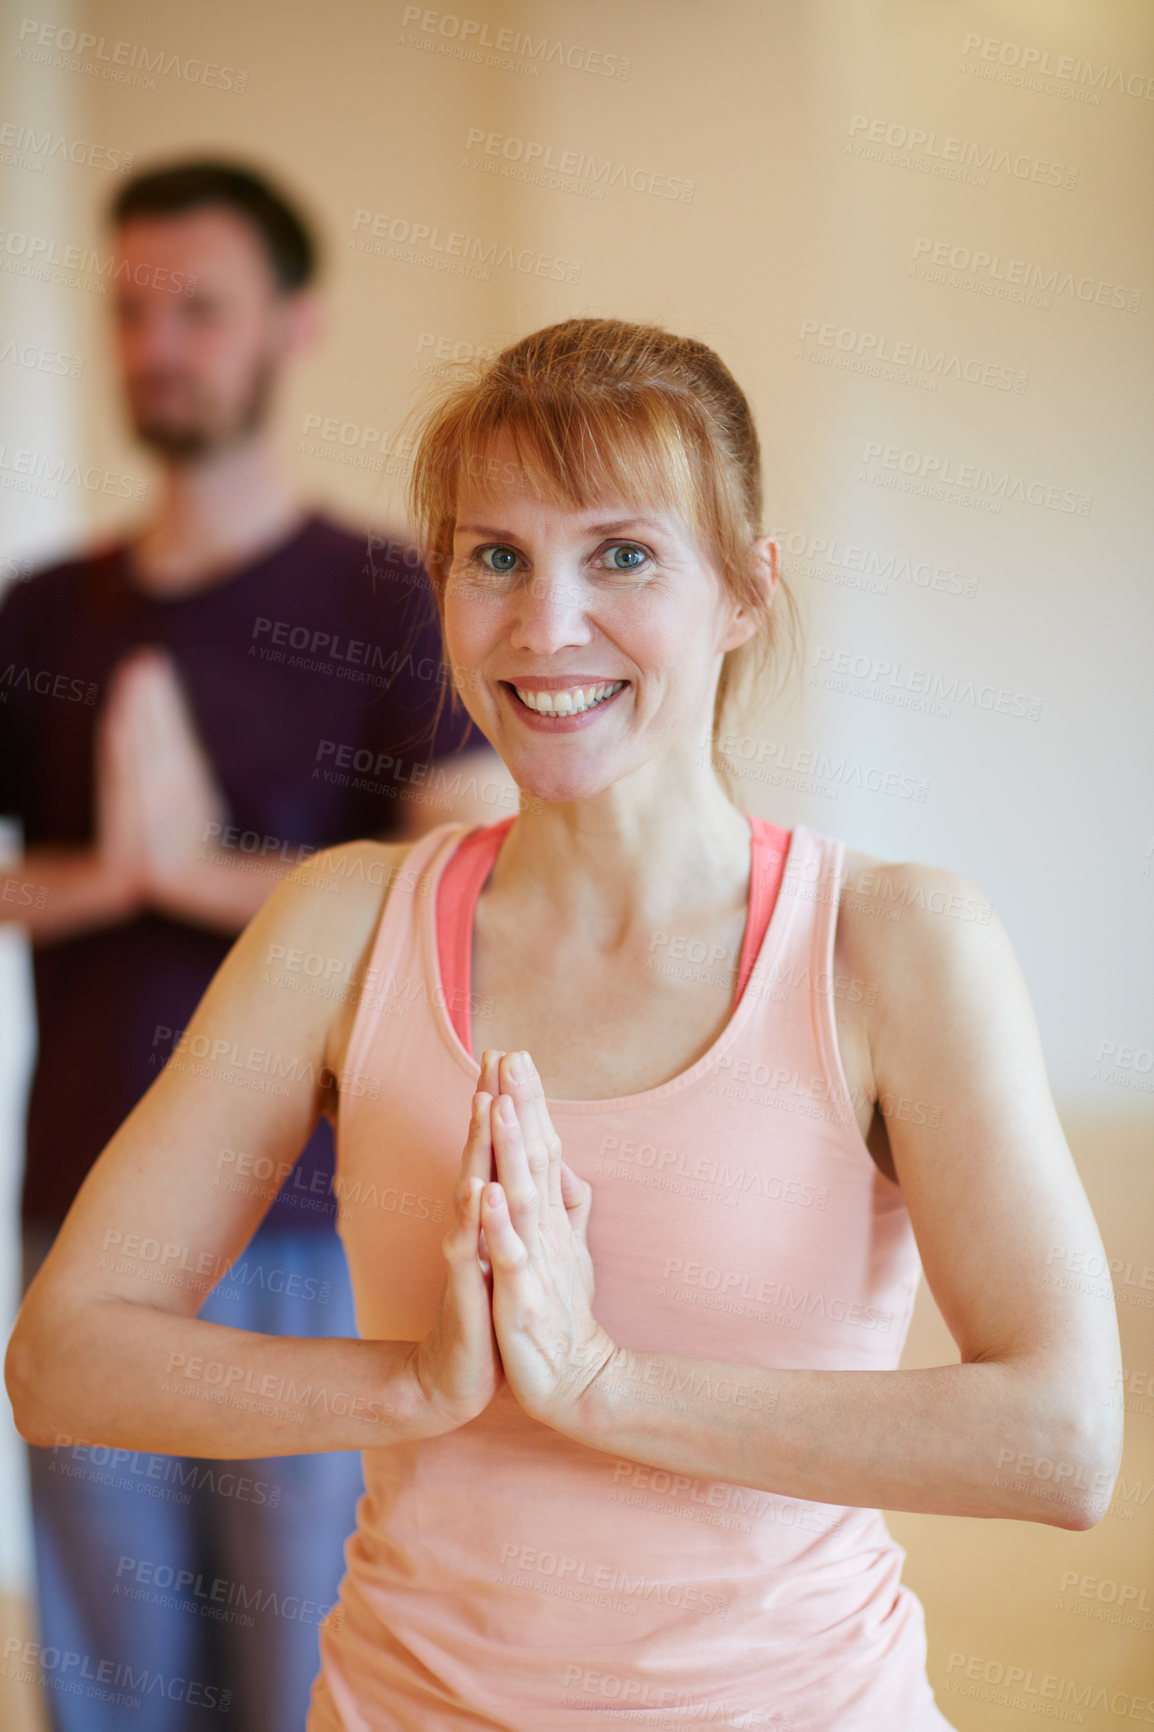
0, 643, 299, 942
0, 841, 300, 942
2, 747, 520, 943
141, 742, 519, 932
0, 845, 138, 942
141, 740, 519, 927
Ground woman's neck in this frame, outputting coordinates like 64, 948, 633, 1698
488, 766, 753, 949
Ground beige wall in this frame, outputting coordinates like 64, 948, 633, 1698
2, 1, 1151, 1727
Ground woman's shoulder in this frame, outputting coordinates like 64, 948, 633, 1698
840, 843, 995, 923
278, 835, 420, 926
835, 840, 1002, 989
271, 828, 467, 973
269, 830, 462, 1089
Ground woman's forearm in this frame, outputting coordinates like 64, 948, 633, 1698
5, 1299, 436, 1458
567, 1349, 1120, 1531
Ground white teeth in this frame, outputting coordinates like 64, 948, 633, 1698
513, 681, 624, 716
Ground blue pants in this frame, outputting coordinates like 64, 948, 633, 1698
22, 1222, 365, 1732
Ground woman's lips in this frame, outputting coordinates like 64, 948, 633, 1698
500, 680, 628, 731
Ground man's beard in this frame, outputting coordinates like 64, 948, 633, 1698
127, 350, 278, 459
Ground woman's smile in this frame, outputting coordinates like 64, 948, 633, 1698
502, 677, 629, 726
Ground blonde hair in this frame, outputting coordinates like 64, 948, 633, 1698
405, 316, 799, 799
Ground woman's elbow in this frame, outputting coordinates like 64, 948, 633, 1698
5, 1322, 53, 1446
989, 1356, 1124, 1531
1035, 1397, 1124, 1532
5, 1305, 79, 1449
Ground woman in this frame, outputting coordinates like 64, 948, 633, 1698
8, 318, 1122, 1730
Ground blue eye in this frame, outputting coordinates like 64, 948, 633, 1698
604, 543, 647, 571
478, 545, 519, 573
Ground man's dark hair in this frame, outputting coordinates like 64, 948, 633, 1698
108, 158, 319, 292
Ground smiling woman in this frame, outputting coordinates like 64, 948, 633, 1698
5, 317, 1123, 1732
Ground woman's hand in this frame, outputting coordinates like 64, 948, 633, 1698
480, 1049, 619, 1431
406, 1054, 505, 1434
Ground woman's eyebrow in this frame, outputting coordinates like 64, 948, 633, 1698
453, 517, 668, 538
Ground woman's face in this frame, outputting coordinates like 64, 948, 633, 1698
443, 432, 756, 804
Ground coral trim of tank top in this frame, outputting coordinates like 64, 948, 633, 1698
435, 813, 791, 1063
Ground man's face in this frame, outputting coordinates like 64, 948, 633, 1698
111, 206, 300, 459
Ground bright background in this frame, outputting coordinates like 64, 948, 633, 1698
1, 1, 1151, 1726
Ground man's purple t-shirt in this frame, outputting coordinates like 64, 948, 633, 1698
0, 511, 482, 1232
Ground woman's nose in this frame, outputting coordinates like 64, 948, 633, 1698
508, 569, 592, 654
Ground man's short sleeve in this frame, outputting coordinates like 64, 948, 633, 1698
344, 549, 487, 836
367, 569, 483, 766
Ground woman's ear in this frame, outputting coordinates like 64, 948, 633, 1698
754, 534, 780, 602
719, 536, 778, 652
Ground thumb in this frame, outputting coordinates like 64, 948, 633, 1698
559, 1160, 593, 1231
480, 1183, 528, 1272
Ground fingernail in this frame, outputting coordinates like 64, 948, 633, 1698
497, 1094, 516, 1124
508, 1051, 528, 1082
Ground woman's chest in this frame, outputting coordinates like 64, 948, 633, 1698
468, 899, 881, 1150
470, 937, 741, 1101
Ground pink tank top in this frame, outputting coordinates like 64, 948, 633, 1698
309, 820, 952, 1732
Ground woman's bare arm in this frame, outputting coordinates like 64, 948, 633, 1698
489, 861, 1124, 1530
3, 840, 449, 1457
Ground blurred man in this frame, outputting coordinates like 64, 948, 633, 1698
0, 157, 511, 1731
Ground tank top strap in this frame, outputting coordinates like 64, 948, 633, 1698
807, 827, 857, 1129
741, 823, 857, 1132
436, 817, 515, 1052
736, 815, 791, 1000
800, 825, 848, 1002
342, 821, 471, 1087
